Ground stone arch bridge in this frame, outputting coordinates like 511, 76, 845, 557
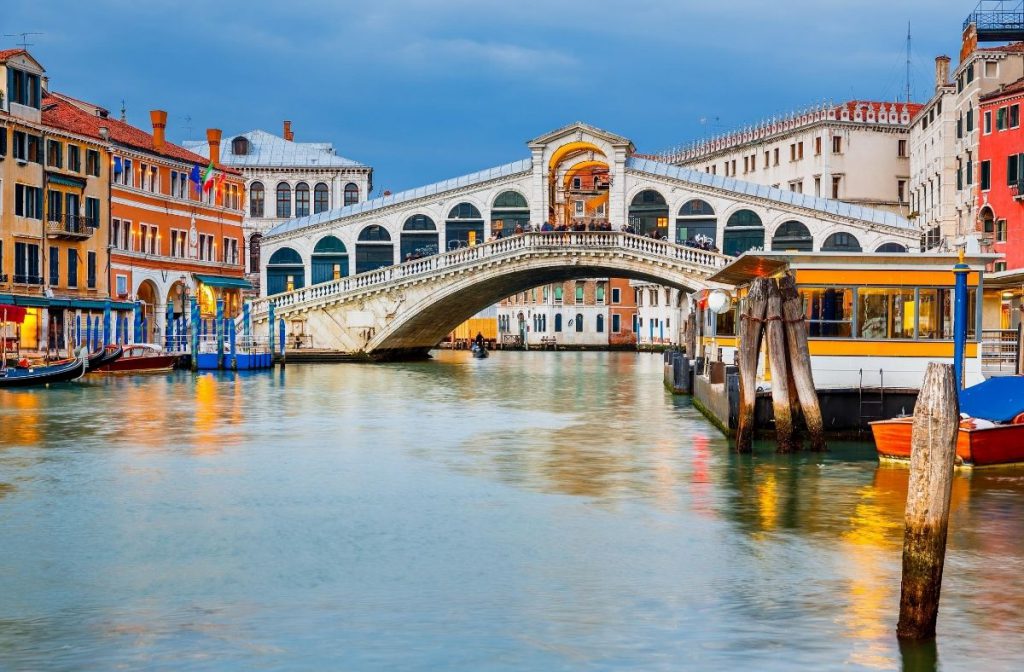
251, 231, 728, 358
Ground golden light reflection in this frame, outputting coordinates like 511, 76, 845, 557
193, 374, 222, 455
755, 470, 778, 534
0, 391, 42, 446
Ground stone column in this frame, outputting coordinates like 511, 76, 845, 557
530, 146, 546, 227
610, 147, 627, 229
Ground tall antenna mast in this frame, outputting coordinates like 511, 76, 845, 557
3, 32, 42, 49
906, 20, 912, 104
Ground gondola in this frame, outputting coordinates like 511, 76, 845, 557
471, 344, 489, 359
0, 356, 88, 389
92, 345, 124, 371
84, 347, 107, 372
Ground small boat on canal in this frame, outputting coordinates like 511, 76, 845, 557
94, 343, 178, 374
871, 376, 1024, 468
85, 345, 124, 372
0, 356, 88, 389
471, 343, 489, 359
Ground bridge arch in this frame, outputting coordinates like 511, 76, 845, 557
312, 235, 349, 284
267, 247, 305, 295
822, 231, 862, 252
722, 208, 765, 256
628, 189, 669, 237
675, 198, 717, 247
445, 202, 485, 250
356, 225, 394, 273
491, 189, 529, 237
875, 242, 908, 253
770, 220, 814, 252
401, 214, 438, 260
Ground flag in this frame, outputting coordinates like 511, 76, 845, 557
201, 163, 215, 192
113, 156, 123, 175
215, 171, 226, 198
189, 164, 202, 193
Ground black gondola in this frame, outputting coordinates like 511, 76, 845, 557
0, 356, 88, 388
84, 347, 107, 372
471, 344, 489, 359
93, 345, 124, 371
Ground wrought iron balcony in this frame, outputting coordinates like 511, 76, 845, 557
1012, 179, 1024, 200
46, 214, 97, 239
965, 1, 1024, 41
13, 274, 43, 285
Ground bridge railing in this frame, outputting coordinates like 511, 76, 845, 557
250, 231, 730, 317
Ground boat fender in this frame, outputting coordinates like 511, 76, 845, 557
1012, 412, 1024, 425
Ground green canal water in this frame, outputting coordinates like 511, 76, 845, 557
1, 351, 1023, 671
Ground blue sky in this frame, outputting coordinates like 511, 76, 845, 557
9, 0, 970, 192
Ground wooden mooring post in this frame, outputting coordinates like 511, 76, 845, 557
765, 279, 796, 453
779, 273, 826, 452
736, 277, 769, 452
897, 362, 959, 640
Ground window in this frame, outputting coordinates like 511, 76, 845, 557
985, 61, 997, 78
575, 315, 584, 332
87, 252, 96, 288
981, 161, 991, 191
611, 287, 621, 304
170, 229, 186, 258
858, 288, 915, 339
14, 242, 40, 284
815, 137, 822, 155
86, 149, 100, 177
612, 314, 621, 333
554, 286, 563, 303
831, 175, 842, 199
575, 284, 584, 304
832, 136, 843, 153
967, 107, 974, 133
797, 142, 804, 159
148, 166, 158, 193
898, 179, 908, 203
232, 136, 249, 155
1008, 154, 1022, 186
898, 139, 908, 157
997, 219, 1008, 242
67, 145, 81, 172
984, 110, 992, 134
15, 184, 42, 219
997, 107, 1007, 130
223, 237, 239, 265
789, 180, 803, 194
314, 183, 330, 213
67, 248, 78, 288
249, 181, 265, 217
48, 246, 59, 286
764, 151, 770, 168
9, 67, 41, 108
295, 182, 310, 217
957, 114, 963, 139
1011, 104, 1020, 129
967, 63, 974, 83
814, 176, 821, 197
276, 183, 291, 218
596, 314, 605, 333
773, 148, 779, 166
344, 182, 359, 206
596, 283, 605, 304
13, 131, 41, 163
800, 287, 853, 337
116, 274, 128, 296
967, 158, 973, 186
0, 127, 6, 157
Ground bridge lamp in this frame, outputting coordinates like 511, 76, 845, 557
707, 290, 732, 315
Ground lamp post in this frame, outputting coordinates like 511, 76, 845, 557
179, 274, 190, 353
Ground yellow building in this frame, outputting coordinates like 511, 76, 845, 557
1, 49, 125, 356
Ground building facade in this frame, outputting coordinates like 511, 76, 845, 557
978, 77, 1024, 270
43, 96, 248, 344
0, 49, 131, 355
185, 123, 372, 291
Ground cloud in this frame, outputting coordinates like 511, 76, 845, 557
394, 38, 579, 77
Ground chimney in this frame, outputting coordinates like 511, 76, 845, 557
935, 55, 951, 91
207, 128, 222, 166
283, 120, 293, 141
150, 110, 168, 151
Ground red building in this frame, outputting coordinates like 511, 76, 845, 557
978, 78, 1024, 271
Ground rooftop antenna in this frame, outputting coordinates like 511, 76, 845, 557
906, 20, 912, 104
184, 114, 193, 141
4, 32, 42, 49
120, 99, 127, 122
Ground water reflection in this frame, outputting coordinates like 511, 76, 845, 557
0, 352, 1022, 671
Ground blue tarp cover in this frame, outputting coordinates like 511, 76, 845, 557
959, 376, 1024, 423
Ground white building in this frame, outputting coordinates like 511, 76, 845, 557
910, 57, 958, 251
499, 280, 614, 348
185, 121, 372, 289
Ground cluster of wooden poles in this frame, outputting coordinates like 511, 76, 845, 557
735, 273, 826, 453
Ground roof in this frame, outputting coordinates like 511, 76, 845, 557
529, 121, 635, 150
0, 48, 27, 61
266, 158, 533, 237
183, 129, 368, 169
980, 75, 1024, 101
978, 41, 1024, 53
626, 157, 912, 230
41, 92, 239, 173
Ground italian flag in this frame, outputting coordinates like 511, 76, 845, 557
202, 163, 216, 192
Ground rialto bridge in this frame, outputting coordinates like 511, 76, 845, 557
253, 122, 919, 356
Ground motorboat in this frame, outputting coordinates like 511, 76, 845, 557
95, 343, 178, 373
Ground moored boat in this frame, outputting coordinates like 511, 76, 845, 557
0, 356, 88, 388
95, 344, 178, 373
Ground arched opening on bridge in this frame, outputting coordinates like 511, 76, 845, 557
356, 225, 394, 274
723, 209, 765, 256
676, 199, 717, 247
136, 279, 159, 342
312, 236, 349, 284
401, 214, 438, 260
822, 231, 862, 252
267, 247, 305, 295
628, 190, 668, 238
771, 220, 814, 252
446, 203, 484, 249
876, 242, 907, 253
549, 142, 609, 228
491, 191, 529, 237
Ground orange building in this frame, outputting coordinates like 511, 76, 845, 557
43, 97, 247, 343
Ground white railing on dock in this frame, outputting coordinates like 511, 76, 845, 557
250, 231, 730, 318
981, 329, 1019, 376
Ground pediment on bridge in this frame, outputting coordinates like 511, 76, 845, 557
528, 122, 635, 152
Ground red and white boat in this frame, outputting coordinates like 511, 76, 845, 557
871, 376, 1024, 468
93, 343, 178, 374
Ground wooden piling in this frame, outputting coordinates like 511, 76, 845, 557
736, 277, 770, 453
778, 273, 826, 452
765, 279, 796, 453
897, 362, 959, 641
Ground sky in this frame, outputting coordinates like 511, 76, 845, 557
7, 0, 972, 192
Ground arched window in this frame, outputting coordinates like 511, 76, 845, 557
313, 183, 330, 214
249, 181, 264, 217
231, 136, 249, 156
311, 235, 349, 284
248, 232, 262, 274
294, 182, 310, 218
722, 209, 765, 256
266, 247, 304, 295
356, 225, 394, 273
446, 202, 484, 249
575, 315, 584, 332
875, 242, 908, 253
554, 313, 563, 332
628, 190, 669, 237
676, 198, 717, 247
401, 214, 439, 260
491, 190, 529, 236
596, 314, 605, 333
344, 183, 359, 206
771, 220, 813, 252
276, 182, 291, 218
822, 231, 862, 252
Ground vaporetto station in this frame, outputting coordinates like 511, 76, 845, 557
253, 123, 919, 357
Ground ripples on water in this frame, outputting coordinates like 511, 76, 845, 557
1, 351, 1023, 671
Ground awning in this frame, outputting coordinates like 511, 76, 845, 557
13, 295, 50, 307
47, 298, 137, 311
0, 305, 28, 324
46, 172, 87, 189
194, 274, 252, 290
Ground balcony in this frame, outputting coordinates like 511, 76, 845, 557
13, 274, 43, 285
47, 214, 97, 240
1013, 179, 1024, 200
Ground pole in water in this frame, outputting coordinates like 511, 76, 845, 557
736, 277, 770, 452
765, 278, 795, 453
952, 249, 969, 391
897, 362, 959, 640
278, 317, 286, 368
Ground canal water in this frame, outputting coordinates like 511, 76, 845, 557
1, 351, 1023, 671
